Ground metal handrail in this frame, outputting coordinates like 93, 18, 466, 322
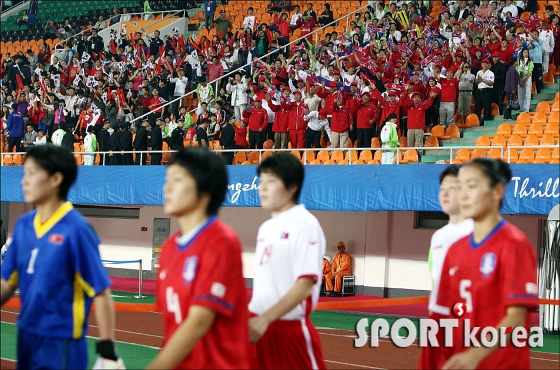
129, 2, 373, 124
54, 9, 187, 50
0, 145, 513, 166
506, 145, 559, 163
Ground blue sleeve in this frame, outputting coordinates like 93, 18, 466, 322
1, 219, 20, 285
72, 222, 111, 297
6, 114, 12, 131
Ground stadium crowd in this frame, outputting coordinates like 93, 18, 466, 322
1, 0, 559, 165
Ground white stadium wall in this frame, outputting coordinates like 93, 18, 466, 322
5, 203, 543, 297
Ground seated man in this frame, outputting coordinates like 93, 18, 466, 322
321, 256, 331, 296
325, 241, 352, 296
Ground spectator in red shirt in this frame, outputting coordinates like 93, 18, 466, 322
402, 91, 436, 159
296, 12, 316, 41
233, 120, 249, 149
243, 98, 268, 149
325, 98, 352, 149
435, 66, 463, 128
282, 90, 309, 149
355, 92, 379, 148
266, 88, 290, 149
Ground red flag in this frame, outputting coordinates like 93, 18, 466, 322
129, 33, 135, 47
265, 28, 273, 44
178, 35, 185, 51
163, 57, 174, 72
92, 52, 98, 59
38, 80, 47, 96
15, 74, 24, 93
159, 45, 164, 57
176, 55, 187, 70
156, 57, 162, 74
110, 40, 117, 54
121, 55, 127, 62
107, 87, 114, 100
246, 33, 251, 49
117, 88, 126, 107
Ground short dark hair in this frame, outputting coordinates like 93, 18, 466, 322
439, 165, 461, 184
24, 145, 77, 201
463, 158, 512, 208
257, 153, 304, 203
168, 148, 228, 216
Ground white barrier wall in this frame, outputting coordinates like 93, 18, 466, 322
5, 203, 543, 295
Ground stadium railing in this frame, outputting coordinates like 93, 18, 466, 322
129, 2, 374, 126
1, 146, 505, 166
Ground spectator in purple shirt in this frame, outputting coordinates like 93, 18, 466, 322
503, 57, 519, 119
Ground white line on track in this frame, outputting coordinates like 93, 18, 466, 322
530, 357, 560, 362
324, 359, 384, 369
1, 357, 16, 363
88, 324, 164, 339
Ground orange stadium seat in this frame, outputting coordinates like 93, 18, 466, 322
233, 151, 246, 164
512, 123, 528, 137
508, 134, 523, 147
536, 101, 551, 113
491, 135, 507, 147
424, 136, 439, 147
331, 151, 344, 162
496, 123, 512, 137
527, 122, 544, 136
248, 151, 260, 164
532, 112, 548, 124
541, 134, 556, 146
524, 134, 539, 147
359, 150, 373, 162
471, 148, 486, 159
544, 122, 559, 137
476, 135, 490, 146
455, 149, 470, 163
517, 148, 535, 164
290, 150, 302, 160
309, 159, 322, 165
403, 149, 418, 163
534, 148, 551, 163
302, 151, 316, 164
345, 150, 358, 163
516, 112, 531, 126
371, 137, 380, 148
551, 148, 560, 163
487, 148, 503, 160
465, 114, 479, 127
316, 150, 330, 162
323, 159, 337, 165
445, 125, 459, 139
399, 136, 408, 147
3, 154, 13, 166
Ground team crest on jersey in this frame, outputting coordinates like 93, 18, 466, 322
183, 256, 198, 284
280, 232, 289, 239
48, 234, 64, 244
480, 252, 497, 277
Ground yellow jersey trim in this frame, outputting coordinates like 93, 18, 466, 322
33, 201, 73, 239
72, 272, 96, 339
7, 271, 18, 287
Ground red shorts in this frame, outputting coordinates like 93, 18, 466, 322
249, 313, 326, 369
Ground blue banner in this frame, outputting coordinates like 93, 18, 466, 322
1, 165, 558, 215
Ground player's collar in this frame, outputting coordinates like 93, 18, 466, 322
176, 215, 216, 251
33, 201, 73, 239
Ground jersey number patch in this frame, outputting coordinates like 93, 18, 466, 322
260, 244, 273, 265
166, 286, 183, 324
26, 248, 39, 274
459, 279, 473, 313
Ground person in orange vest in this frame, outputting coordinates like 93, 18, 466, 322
321, 256, 331, 296
325, 241, 352, 296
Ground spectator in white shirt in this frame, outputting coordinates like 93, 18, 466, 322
540, 18, 555, 73
168, 68, 189, 114
120, 8, 132, 22
500, 0, 518, 21
34, 130, 47, 145
290, 5, 303, 29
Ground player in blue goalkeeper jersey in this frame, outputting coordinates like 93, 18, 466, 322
0, 145, 123, 369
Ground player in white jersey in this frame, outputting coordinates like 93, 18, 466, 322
248, 153, 326, 370
427, 165, 474, 313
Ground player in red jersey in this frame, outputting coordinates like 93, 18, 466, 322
421, 158, 539, 369
147, 148, 249, 369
